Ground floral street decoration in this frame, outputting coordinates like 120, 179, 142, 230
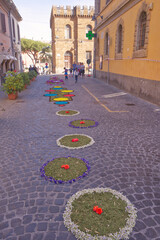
49, 87, 74, 106
57, 134, 95, 149
40, 156, 90, 184
56, 110, 80, 116
63, 188, 137, 240
46, 78, 64, 85
69, 119, 99, 128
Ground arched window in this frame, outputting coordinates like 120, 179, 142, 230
65, 25, 71, 39
105, 32, 109, 55
138, 11, 147, 49
118, 24, 122, 53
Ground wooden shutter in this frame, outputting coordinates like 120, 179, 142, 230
1, 13, 6, 33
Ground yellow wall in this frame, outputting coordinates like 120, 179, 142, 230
96, 0, 160, 81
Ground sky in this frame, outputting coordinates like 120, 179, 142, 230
13, 0, 95, 43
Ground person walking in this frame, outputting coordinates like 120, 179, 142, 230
75, 68, 79, 83
63, 67, 68, 80
72, 62, 76, 77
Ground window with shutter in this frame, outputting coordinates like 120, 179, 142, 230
1, 13, 6, 33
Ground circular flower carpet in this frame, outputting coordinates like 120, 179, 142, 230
56, 110, 80, 116
57, 134, 95, 149
40, 157, 90, 184
63, 188, 137, 240
69, 119, 99, 128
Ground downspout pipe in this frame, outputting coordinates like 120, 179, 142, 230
8, 10, 14, 57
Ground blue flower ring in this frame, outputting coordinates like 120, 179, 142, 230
40, 156, 90, 184
69, 119, 99, 128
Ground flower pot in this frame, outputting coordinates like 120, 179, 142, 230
32, 77, 35, 81
8, 92, 18, 100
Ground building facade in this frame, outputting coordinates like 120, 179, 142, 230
0, 0, 22, 84
94, 0, 160, 105
50, 6, 94, 74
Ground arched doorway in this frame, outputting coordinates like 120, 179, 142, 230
64, 51, 72, 69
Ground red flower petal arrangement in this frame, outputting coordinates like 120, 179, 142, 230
66, 111, 70, 113
61, 164, 70, 169
93, 206, 103, 215
71, 138, 79, 142
80, 121, 85, 124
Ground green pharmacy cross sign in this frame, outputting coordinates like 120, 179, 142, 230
86, 31, 96, 40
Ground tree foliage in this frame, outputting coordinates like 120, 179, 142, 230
39, 46, 52, 63
21, 38, 49, 64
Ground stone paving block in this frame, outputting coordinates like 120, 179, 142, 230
44, 232, 56, 240
19, 234, 31, 240
57, 232, 69, 240
0, 214, 4, 222
23, 215, 32, 224
26, 223, 36, 232
14, 226, 24, 235
32, 233, 44, 240
37, 222, 48, 231
0, 221, 9, 230
49, 206, 59, 213
11, 218, 22, 227
8, 202, 24, 211
143, 217, 157, 227
49, 222, 59, 231
145, 227, 158, 238
54, 199, 64, 206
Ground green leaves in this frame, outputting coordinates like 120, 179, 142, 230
2, 71, 24, 94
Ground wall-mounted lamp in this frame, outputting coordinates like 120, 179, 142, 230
91, 15, 96, 21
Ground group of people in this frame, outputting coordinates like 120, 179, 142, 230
63, 62, 85, 83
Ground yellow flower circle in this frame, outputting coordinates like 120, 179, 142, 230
61, 90, 73, 93
54, 98, 69, 101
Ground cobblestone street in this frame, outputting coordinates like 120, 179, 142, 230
0, 75, 160, 240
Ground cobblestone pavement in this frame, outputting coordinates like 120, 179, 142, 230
0, 75, 160, 240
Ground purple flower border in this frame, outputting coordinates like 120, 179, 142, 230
69, 119, 99, 129
40, 156, 90, 184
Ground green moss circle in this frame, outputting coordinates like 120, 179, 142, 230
56, 110, 79, 116
44, 157, 87, 181
57, 134, 95, 149
70, 191, 128, 237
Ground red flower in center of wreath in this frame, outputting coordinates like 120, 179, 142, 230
66, 111, 69, 113
71, 138, 79, 142
61, 164, 70, 169
93, 206, 103, 215
80, 121, 85, 124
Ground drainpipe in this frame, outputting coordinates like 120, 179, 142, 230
107, 36, 110, 84
8, 10, 14, 57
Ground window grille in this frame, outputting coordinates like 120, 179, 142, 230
118, 25, 122, 53
139, 11, 147, 49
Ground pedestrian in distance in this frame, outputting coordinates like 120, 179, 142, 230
63, 67, 68, 80
69, 68, 73, 77
75, 68, 79, 83
72, 62, 76, 77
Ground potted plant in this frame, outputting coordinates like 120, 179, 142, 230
28, 70, 37, 81
2, 71, 24, 100
20, 72, 30, 89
